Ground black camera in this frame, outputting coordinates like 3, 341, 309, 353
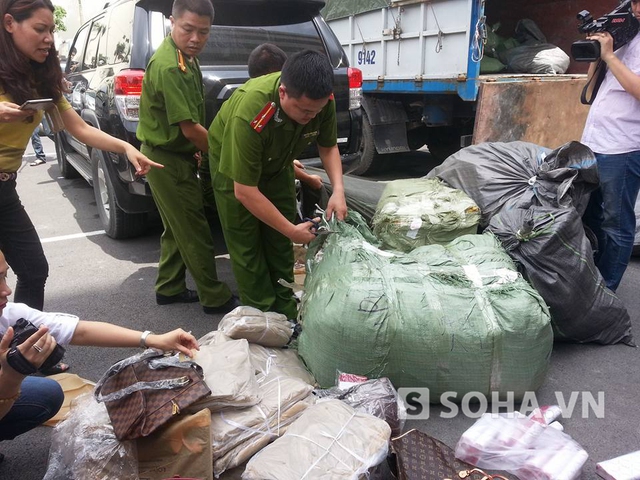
9, 318, 65, 372
571, 0, 639, 61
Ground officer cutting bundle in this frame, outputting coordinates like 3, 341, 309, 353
208, 50, 348, 320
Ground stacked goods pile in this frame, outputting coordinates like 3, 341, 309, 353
299, 213, 553, 398
430, 141, 633, 344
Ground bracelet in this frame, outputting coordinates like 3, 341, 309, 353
0, 390, 20, 403
140, 330, 154, 348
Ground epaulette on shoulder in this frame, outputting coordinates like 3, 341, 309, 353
250, 101, 276, 133
176, 49, 187, 73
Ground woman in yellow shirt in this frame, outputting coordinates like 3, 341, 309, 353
0, 0, 160, 328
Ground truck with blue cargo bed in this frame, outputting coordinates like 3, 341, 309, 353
324, 0, 618, 174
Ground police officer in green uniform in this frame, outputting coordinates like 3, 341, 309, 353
209, 50, 348, 319
137, 0, 240, 314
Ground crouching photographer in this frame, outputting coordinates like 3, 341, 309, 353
0, 249, 199, 444
581, 0, 640, 291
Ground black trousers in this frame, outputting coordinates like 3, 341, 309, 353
0, 178, 48, 310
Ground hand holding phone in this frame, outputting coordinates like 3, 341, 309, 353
19, 98, 54, 111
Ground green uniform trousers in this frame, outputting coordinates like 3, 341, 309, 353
213, 166, 297, 319
142, 144, 231, 307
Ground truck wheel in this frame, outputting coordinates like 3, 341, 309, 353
92, 149, 147, 239
54, 133, 79, 179
351, 112, 383, 176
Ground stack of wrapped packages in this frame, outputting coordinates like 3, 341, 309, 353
299, 141, 633, 407
299, 178, 554, 398
43, 306, 399, 480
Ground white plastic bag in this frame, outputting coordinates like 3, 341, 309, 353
455, 413, 588, 480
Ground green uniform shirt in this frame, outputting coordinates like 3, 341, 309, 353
137, 36, 205, 154
209, 72, 337, 187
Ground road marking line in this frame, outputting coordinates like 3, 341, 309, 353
41, 230, 106, 243
40, 232, 233, 260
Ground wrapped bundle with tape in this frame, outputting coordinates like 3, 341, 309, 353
372, 178, 480, 252
299, 213, 553, 400
218, 306, 295, 348
243, 399, 391, 480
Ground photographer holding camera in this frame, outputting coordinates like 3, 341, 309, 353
581, 0, 640, 291
0, 250, 199, 445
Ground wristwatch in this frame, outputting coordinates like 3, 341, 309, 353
140, 330, 154, 348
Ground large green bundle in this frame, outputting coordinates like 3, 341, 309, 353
299, 213, 552, 400
372, 178, 480, 252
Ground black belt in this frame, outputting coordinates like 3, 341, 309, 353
0, 172, 17, 182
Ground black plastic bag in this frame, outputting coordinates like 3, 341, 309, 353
488, 201, 633, 345
428, 141, 599, 227
515, 18, 547, 45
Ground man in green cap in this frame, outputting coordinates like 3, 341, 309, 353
137, 0, 240, 315
208, 49, 348, 319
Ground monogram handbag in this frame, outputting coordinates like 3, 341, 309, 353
390, 429, 510, 480
94, 350, 211, 441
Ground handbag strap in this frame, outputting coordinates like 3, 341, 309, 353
95, 375, 192, 403
94, 350, 201, 403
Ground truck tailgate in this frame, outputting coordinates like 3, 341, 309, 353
473, 74, 591, 148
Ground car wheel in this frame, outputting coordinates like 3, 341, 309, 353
351, 112, 384, 176
92, 149, 147, 239
54, 133, 80, 179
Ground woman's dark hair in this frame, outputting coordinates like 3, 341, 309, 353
0, 0, 64, 105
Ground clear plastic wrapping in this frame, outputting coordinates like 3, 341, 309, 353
218, 306, 295, 348
213, 391, 316, 477
242, 399, 391, 480
455, 413, 588, 480
314, 377, 405, 437
43, 393, 138, 480
186, 338, 261, 413
249, 343, 316, 386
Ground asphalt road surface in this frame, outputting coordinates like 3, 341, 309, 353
1, 139, 639, 479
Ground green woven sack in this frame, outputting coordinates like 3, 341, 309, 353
481, 56, 507, 73
299, 213, 552, 400
372, 178, 481, 252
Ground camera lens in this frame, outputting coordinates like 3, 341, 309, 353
571, 40, 601, 62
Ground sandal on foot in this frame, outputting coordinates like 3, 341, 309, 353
29, 158, 46, 166
40, 362, 70, 376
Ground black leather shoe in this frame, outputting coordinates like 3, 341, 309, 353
203, 294, 242, 315
156, 289, 199, 305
